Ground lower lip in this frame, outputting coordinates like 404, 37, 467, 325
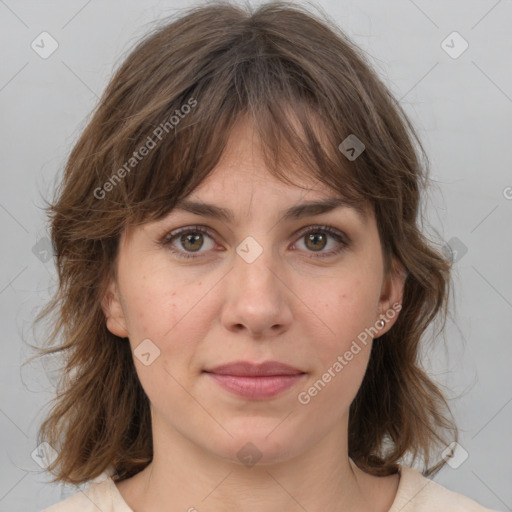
205, 372, 305, 399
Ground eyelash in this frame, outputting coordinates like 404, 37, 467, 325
159, 224, 350, 260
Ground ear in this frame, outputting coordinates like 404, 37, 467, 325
101, 278, 129, 338
375, 257, 407, 337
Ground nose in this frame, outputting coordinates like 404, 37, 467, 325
219, 238, 293, 339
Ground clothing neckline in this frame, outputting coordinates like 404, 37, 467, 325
102, 463, 421, 512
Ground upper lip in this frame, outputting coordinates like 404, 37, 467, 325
204, 361, 305, 376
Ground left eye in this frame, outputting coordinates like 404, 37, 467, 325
293, 227, 348, 256
160, 225, 349, 260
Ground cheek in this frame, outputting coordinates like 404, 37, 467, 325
124, 276, 178, 340
120, 259, 214, 372
120, 253, 192, 336
120, 269, 200, 394
297, 280, 378, 414
313, 275, 380, 348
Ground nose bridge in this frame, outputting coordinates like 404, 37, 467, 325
233, 233, 279, 291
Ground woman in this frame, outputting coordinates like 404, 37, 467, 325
34, 1, 497, 510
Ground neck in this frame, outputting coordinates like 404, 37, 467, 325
120, 412, 376, 512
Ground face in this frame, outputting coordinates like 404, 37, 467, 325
102, 116, 405, 466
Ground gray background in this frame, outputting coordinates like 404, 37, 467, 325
1, 0, 511, 510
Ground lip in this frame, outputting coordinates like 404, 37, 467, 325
204, 360, 304, 376
203, 361, 306, 400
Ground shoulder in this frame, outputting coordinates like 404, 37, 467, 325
41, 473, 132, 512
390, 465, 499, 512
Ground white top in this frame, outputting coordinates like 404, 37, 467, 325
41, 464, 499, 511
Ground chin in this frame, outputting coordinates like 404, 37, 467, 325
206, 422, 307, 467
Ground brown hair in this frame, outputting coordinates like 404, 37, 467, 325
29, 0, 458, 485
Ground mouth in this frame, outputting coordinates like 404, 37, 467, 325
203, 360, 306, 400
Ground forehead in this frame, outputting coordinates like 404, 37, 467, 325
174, 117, 370, 225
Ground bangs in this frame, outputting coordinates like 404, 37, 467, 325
100, 26, 372, 228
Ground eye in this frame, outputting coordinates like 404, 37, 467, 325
160, 225, 216, 260
291, 225, 349, 258
159, 224, 349, 260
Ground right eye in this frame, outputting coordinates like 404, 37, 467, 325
159, 225, 217, 260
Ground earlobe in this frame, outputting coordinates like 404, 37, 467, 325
101, 280, 129, 339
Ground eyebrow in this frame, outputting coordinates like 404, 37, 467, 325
173, 196, 367, 224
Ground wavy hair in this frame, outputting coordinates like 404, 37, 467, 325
29, 0, 458, 485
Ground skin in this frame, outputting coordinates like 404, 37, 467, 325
102, 115, 406, 512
